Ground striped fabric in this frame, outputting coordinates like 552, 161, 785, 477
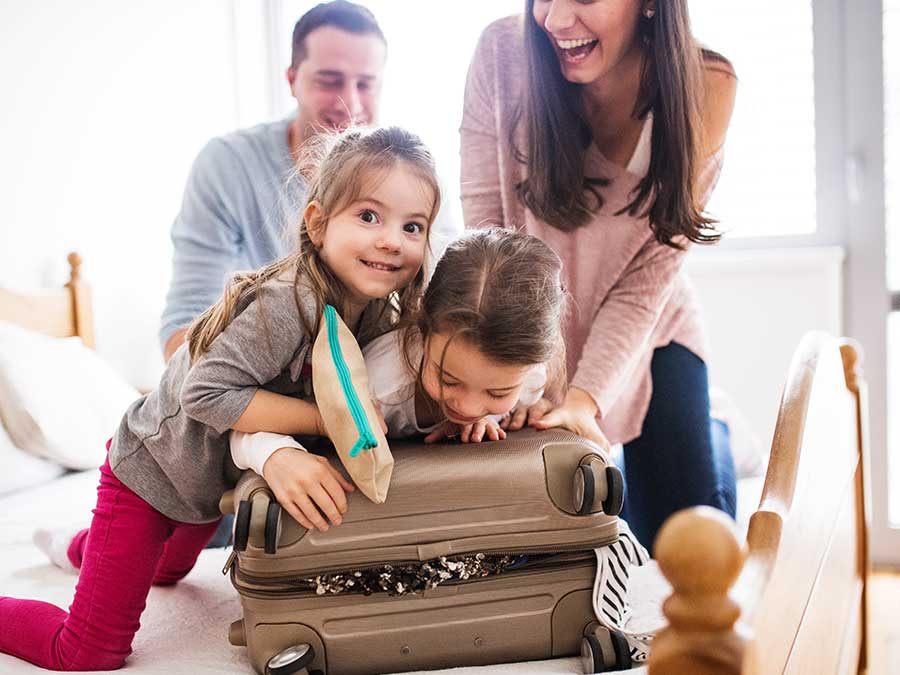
592, 524, 654, 664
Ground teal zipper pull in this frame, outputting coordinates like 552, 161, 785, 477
324, 304, 378, 457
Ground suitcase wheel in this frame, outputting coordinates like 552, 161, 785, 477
264, 501, 282, 554
266, 643, 315, 675
573, 462, 625, 517
580, 626, 632, 673
574, 464, 596, 516
602, 466, 625, 517
234, 500, 251, 552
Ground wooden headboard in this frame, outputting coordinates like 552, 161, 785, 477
648, 333, 869, 674
0, 252, 95, 348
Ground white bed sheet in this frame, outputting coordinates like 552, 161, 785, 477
0, 469, 763, 675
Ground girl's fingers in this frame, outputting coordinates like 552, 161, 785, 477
325, 462, 355, 493
282, 500, 315, 531
295, 494, 330, 532
470, 423, 485, 443
510, 406, 529, 430
307, 485, 342, 528
424, 422, 451, 443
320, 472, 349, 515
497, 426, 507, 440
460, 424, 473, 444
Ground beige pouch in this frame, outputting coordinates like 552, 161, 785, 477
312, 305, 393, 503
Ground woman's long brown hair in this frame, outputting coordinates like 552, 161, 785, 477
514, 0, 734, 248
186, 126, 441, 362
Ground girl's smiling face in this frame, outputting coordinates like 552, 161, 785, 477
308, 162, 434, 318
421, 332, 535, 425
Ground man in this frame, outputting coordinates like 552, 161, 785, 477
161, 0, 389, 360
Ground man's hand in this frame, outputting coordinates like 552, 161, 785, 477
261, 447, 355, 532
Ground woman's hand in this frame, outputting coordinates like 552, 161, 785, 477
261, 447, 355, 533
500, 398, 555, 431
530, 388, 612, 452
423, 418, 507, 444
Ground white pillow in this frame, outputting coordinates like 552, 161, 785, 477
0, 322, 140, 470
0, 421, 64, 495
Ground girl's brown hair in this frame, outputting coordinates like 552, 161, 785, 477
514, 0, 734, 248
406, 227, 568, 400
186, 125, 441, 362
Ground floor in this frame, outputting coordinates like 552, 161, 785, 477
868, 570, 900, 674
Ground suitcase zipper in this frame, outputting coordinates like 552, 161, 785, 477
230, 549, 596, 597
226, 538, 611, 580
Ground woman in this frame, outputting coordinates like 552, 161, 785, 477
460, 0, 737, 547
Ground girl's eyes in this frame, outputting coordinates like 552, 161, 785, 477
359, 209, 379, 224
441, 380, 513, 400
404, 222, 425, 234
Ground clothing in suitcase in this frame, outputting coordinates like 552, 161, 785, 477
221, 428, 641, 675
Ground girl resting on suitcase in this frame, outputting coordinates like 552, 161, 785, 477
2, 125, 441, 672
232, 227, 654, 661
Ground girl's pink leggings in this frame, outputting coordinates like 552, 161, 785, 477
0, 455, 221, 670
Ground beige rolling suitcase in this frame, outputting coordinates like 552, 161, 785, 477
221, 429, 630, 675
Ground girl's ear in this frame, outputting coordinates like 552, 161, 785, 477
304, 201, 326, 247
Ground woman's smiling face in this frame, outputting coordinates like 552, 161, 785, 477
420, 332, 534, 425
531, 0, 646, 86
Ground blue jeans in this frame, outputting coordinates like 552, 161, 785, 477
616, 342, 736, 550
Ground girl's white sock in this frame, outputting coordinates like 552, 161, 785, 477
33, 528, 79, 573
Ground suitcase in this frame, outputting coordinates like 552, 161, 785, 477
220, 428, 628, 675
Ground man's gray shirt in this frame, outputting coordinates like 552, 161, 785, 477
160, 118, 300, 349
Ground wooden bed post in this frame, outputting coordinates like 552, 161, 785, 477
65, 252, 95, 349
648, 506, 746, 675
839, 339, 871, 674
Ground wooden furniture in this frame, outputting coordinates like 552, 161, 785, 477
649, 332, 870, 675
0, 252, 94, 348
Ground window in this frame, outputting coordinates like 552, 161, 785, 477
690, 1, 817, 238
884, 0, 900, 525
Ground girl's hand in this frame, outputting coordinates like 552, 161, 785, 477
261, 447, 355, 532
500, 398, 555, 431
423, 420, 460, 444
530, 388, 612, 453
460, 418, 506, 443
424, 418, 507, 444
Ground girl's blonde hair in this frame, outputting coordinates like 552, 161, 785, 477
405, 227, 568, 401
187, 126, 441, 362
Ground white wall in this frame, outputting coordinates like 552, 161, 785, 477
0, 0, 271, 389
686, 246, 845, 449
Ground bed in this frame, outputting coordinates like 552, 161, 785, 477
0, 256, 868, 675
